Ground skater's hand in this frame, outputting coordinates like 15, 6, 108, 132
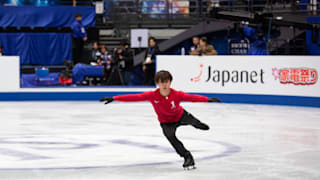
208, 97, 221, 103
99, 97, 114, 104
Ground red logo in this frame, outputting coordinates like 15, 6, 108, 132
272, 68, 318, 85
190, 64, 204, 82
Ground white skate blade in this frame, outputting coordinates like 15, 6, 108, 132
183, 166, 196, 170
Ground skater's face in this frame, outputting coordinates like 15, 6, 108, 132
157, 80, 171, 91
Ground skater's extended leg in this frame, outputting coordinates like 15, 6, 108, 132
160, 123, 189, 157
180, 110, 209, 130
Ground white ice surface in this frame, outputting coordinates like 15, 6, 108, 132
0, 101, 319, 180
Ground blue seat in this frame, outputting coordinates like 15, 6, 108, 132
35, 67, 54, 86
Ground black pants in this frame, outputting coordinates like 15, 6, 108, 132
160, 110, 205, 157
143, 64, 155, 85
73, 38, 84, 65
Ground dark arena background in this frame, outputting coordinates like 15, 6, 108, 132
0, 0, 319, 179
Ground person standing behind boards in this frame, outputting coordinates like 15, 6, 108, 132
71, 13, 87, 65
143, 37, 161, 85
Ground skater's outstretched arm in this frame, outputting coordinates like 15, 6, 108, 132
100, 92, 151, 104
181, 92, 221, 103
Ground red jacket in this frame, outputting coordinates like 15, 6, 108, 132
113, 88, 208, 123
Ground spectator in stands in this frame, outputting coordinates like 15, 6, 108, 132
189, 36, 200, 54
190, 37, 217, 56
99, 45, 111, 64
0, 45, 3, 56
98, 45, 112, 81
91, 41, 101, 62
71, 13, 87, 65
143, 37, 161, 85
119, 40, 134, 85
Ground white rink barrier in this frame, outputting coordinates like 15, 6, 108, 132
0, 56, 20, 91
157, 55, 320, 98
0, 55, 319, 107
156, 55, 320, 107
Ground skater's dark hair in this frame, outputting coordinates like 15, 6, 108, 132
154, 70, 173, 83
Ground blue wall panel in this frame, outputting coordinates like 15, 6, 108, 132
0, 92, 319, 108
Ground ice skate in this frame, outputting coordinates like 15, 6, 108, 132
194, 122, 209, 130
183, 152, 196, 170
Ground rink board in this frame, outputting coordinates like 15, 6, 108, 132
0, 92, 319, 107
156, 55, 320, 98
0, 56, 319, 107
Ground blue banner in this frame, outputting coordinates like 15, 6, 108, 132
0, 33, 72, 65
0, 6, 95, 28
3, 0, 60, 6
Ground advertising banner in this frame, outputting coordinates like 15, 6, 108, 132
157, 55, 320, 97
142, 0, 189, 15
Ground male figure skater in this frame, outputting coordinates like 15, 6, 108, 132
100, 70, 221, 169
